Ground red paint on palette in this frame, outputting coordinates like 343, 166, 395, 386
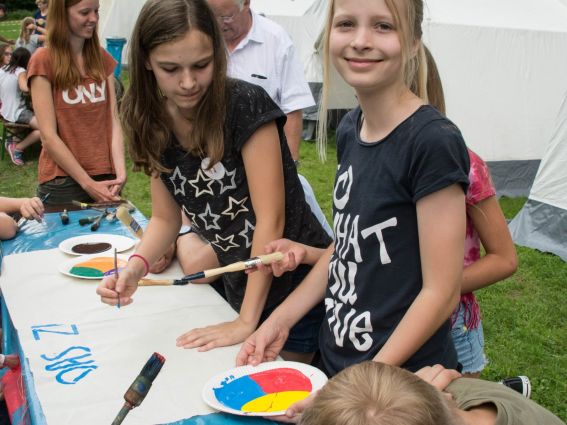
249, 368, 312, 393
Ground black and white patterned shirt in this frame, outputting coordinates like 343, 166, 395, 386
161, 79, 331, 312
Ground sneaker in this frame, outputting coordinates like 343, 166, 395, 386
7, 143, 24, 166
500, 376, 531, 398
4, 136, 13, 152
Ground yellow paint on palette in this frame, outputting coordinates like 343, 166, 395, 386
241, 391, 310, 413
69, 257, 128, 278
76, 257, 124, 272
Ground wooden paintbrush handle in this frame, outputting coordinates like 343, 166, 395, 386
138, 278, 173, 286
204, 252, 284, 278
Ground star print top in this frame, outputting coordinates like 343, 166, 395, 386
161, 79, 332, 312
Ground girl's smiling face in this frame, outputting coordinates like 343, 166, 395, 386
329, 0, 404, 94
146, 29, 215, 118
67, 0, 99, 40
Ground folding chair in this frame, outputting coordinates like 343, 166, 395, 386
1, 116, 32, 160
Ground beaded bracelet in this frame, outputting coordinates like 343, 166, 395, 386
129, 253, 150, 277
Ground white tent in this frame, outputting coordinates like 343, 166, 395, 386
253, 0, 567, 196
508, 91, 567, 262
99, 0, 567, 196
421, 0, 567, 196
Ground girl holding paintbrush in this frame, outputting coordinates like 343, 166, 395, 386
97, 0, 331, 361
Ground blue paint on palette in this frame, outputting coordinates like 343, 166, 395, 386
213, 375, 265, 410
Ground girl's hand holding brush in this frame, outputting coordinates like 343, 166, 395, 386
19, 196, 46, 223
97, 256, 147, 307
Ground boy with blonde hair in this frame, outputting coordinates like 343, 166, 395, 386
298, 362, 564, 425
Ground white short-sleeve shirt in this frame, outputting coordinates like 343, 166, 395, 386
0, 67, 27, 122
228, 11, 315, 114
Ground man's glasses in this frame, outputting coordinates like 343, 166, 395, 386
216, 12, 237, 24
3, 52, 12, 57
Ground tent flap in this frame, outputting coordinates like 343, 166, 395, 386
509, 199, 567, 262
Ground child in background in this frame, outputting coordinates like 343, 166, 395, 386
33, 0, 49, 37
0, 44, 12, 66
237, 0, 469, 378
97, 0, 331, 361
423, 46, 518, 377
15, 17, 47, 54
0, 196, 45, 240
28, 0, 126, 205
298, 361, 564, 425
0, 47, 41, 166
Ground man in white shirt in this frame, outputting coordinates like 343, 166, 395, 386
207, 0, 314, 163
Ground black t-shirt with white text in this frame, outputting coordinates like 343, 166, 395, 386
320, 105, 470, 376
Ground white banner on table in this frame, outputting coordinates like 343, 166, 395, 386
0, 249, 241, 424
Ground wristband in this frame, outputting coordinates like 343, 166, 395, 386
0, 354, 5, 368
129, 254, 149, 277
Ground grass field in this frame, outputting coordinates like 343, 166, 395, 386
1, 17, 566, 422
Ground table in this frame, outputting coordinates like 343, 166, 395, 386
0, 208, 275, 424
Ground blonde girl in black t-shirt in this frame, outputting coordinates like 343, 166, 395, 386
237, 0, 471, 412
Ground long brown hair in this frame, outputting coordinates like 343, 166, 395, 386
18, 17, 35, 45
47, 0, 106, 90
121, 0, 228, 176
317, 0, 427, 160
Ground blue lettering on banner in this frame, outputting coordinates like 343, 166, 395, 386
41, 346, 97, 385
31, 324, 98, 385
32, 324, 79, 340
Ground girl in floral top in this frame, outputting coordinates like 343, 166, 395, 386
424, 46, 518, 377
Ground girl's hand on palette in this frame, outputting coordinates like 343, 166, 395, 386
96, 268, 139, 307
268, 391, 317, 423
83, 178, 121, 203
176, 318, 256, 352
249, 239, 306, 277
236, 317, 289, 366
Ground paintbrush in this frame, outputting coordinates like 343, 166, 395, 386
111, 352, 165, 425
90, 211, 106, 231
78, 214, 101, 226
138, 252, 284, 286
17, 193, 51, 228
60, 209, 69, 225
116, 206, 144, 239
114, 248, 120, 309
72, 200, 126, 209
72, 200, 136, 212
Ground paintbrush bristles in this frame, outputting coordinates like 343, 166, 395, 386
116, 206, 144, 239
140, 352, 165, 382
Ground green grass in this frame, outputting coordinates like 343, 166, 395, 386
0, 19, 21, 41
